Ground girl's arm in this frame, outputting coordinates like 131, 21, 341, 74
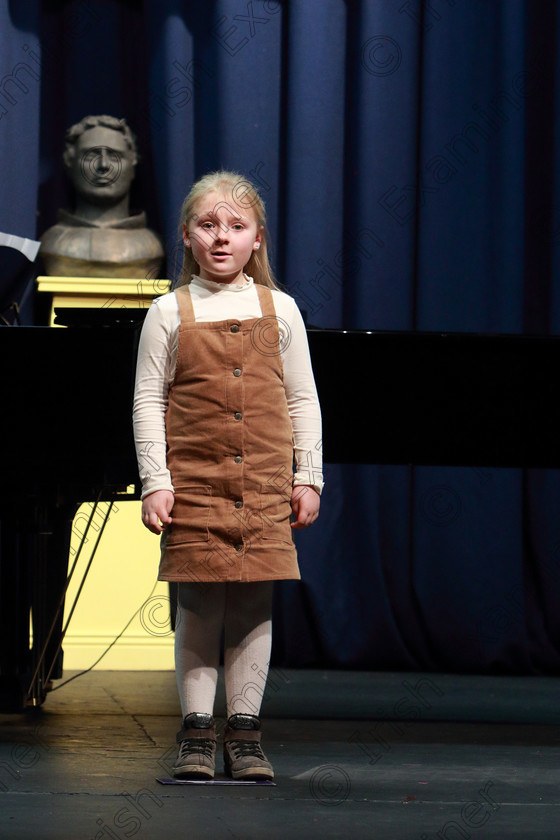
280, 298, 324, 500
133, 298, 176, 531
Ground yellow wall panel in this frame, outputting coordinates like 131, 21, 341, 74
63, 498, 175, 670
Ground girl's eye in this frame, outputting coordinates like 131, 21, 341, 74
201, 221, 214, 229
232, 223, 244, 230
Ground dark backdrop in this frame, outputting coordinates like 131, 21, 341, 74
1, 0, 560, 673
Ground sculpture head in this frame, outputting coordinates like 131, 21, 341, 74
63, 115, 138, 207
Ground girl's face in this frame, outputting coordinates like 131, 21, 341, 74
183, 190, 262, 285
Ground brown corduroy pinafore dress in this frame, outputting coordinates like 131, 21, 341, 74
158, 283, 300, 583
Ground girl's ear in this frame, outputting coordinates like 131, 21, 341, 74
182, 222, 190, 247
253, 225, 263, 250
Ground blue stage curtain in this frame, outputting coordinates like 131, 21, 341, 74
0, 0, 41, 322
2, 0, 560, 673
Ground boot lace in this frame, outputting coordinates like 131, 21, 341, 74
229, 739, 267, 760
178, 737, 215, 760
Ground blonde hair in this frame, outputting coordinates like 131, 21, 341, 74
175, 170, 280, 289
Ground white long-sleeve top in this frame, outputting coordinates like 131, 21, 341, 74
133, 274, 324, 500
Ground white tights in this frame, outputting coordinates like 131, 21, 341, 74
174, 581, 273, 720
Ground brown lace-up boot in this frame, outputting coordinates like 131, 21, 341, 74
173, 712, 216, 780
223, 714, 274, 780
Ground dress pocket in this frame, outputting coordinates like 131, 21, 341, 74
166, 485, 212, 545
259, 483, 294, 545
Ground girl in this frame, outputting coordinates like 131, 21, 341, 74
133, 170, 323, 781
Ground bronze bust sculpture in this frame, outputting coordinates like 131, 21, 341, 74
40, 115, 164, 278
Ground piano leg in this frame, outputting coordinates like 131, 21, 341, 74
0, 504, 32, 711
0, 498, 78, 710
28, 499, 80, 707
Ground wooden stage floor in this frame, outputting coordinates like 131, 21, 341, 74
1, 669, 560, 839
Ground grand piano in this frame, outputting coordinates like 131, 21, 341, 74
2, 309, 560, 709
0, 310, 142, 710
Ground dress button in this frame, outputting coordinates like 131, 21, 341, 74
234, 543, 243, 552
234, 500, 243, 509
234, 412, 242, 420
233, 368, 242, 377
231, 324, 239, 333
234, 455, 243, 464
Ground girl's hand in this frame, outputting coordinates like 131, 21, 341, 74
290, 485, 320, 529
141, 490, 174, 535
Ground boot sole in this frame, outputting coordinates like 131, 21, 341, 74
173, 765, 215, 780
225, 763, 274, 781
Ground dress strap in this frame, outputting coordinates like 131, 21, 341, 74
174, 284, 196, 326
254, 284, 277, 319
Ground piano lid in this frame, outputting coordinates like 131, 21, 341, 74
307, 328, 560, 468
1, 324, 142, 497
2, 324, 560, 492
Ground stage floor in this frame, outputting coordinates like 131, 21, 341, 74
1, 669, 560, 839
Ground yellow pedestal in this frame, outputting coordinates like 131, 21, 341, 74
36, 275, 174, 670
36, 275, 170, 325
